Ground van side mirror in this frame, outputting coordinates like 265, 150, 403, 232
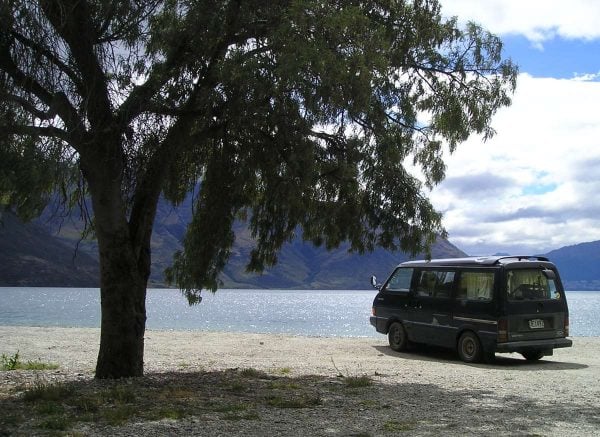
370, 275, 380, 289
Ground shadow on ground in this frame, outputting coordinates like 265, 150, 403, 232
1, 364, 598, 436
373, 344, 588, 371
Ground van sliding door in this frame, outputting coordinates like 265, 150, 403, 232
408, 269, 456, 346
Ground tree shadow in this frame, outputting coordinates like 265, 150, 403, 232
1, 367, 598, 436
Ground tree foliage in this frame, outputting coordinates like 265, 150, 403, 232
0, 0, 516, 377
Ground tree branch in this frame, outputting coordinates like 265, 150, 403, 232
10, 29, 85, 95
2, 92, 54, 121
97, 1, 162, 44
0, 46, 83, 139
40, 0, 113, 129
127, 0, 246, 254
1, 124, 70, 142
117, 2, 274, 128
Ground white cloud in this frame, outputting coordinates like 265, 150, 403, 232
430, 74, 600, 255
441, 0, 600, 42
573, 72, 600, 82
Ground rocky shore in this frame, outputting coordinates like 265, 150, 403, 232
1, 327, 599, 436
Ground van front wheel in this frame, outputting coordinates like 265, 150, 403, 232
388, 322, 408, 351
458, 332, 483, 363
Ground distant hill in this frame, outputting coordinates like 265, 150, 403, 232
545, 241, 600, 291
3, 202, 600, 290
0, 210, 99, 287
0, 201, 465, 289
219, 225, 464, 289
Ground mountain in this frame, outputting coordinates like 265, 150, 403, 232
0, 201, 466, 289
4, 200, 599, 290
219, 225, 464, 289
545, 241, 600, 291
0, 210, 99, 287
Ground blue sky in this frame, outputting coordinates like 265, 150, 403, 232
503, 35, 600, 79
427, 1, 600, 255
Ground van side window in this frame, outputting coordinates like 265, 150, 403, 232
385, 268, 413, 293
416, 270, 455, 297
457, 272, 494, 301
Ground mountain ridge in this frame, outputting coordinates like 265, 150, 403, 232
0, 204, 465, 289
2, 204, 599, 290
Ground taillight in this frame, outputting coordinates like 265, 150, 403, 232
564, 315, 569, 337
372, 307, 376, 316
498, 319, 508, 343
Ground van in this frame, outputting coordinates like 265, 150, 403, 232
369, 256, 572, 363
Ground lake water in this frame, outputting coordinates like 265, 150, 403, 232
1, 288, 599, 337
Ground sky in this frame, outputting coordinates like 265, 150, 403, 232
426, 0, 600, 256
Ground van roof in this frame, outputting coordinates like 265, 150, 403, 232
399, 255, 553, 268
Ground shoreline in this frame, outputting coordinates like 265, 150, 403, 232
0, 325, 598, 374
2, 327, 600, 435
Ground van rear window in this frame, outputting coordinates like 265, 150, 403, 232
507, 269, 561, 301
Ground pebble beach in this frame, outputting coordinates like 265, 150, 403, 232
1, 326, 599, 436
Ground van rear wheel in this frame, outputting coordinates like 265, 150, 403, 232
388, 322, 408, 351
458, 331, 483, 363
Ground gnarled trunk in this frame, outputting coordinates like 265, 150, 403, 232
83, 143, 154, 379
95, 237, 148, 378
91, 192, 154, 378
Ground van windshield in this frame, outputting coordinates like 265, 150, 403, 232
507, 269, 561, 301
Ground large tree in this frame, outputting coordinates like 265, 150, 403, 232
0, 0, 517, 378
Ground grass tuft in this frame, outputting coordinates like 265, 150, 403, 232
344, 375, 372, 388
1, 352, 58, 371
268, 380, 301, 390
23, 381, 74, 403
266, 394, 322, 409
38, 416, 72, 431
103, 405, 137, 426
239, 367, 264, 378
102, 385, 136, 403
1, 351, 21, 370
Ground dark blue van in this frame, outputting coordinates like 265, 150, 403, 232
370, 256, 572, 363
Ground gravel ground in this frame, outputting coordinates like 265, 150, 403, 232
1, 326, 599, 436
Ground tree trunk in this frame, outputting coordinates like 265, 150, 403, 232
92, 213, 150, 378
95, 244, 148, 378
82, 145, 153, 379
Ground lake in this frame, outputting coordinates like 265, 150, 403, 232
0, 287, 599, 337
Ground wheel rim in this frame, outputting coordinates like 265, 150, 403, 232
390, 324, 404, 349
460, 336, 477, 361
462, 338, 475, 358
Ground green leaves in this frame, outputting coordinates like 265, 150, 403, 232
164, 0, 517, 293
0, 134, 54, 221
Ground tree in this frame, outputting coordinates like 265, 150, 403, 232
0, 0, 517, 378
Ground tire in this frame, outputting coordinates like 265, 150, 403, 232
522, 350, 544, 361
457, 331, 483, 363
388, 322, 408, 351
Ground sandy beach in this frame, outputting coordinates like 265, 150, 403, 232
1, 326, 599, 436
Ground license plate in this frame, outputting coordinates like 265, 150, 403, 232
529, 319, 545, 329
